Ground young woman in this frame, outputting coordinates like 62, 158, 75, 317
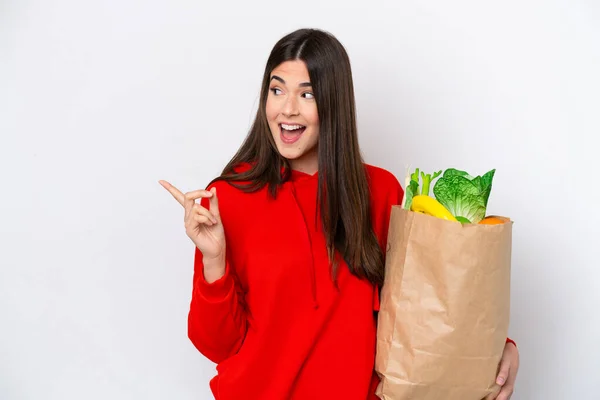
160, 28, 519, 400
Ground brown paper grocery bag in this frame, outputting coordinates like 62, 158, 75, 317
375, 206, 512, 400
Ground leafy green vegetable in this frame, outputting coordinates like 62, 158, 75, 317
477, 169, 495, 207
403, 168, 443, 209
420, 170, 442, 196
403, 179, 420, 210
433, 176, 486, 223
441, 168, 472, 179
411, 168, 420, 194
432, 169, 496, 223
403, 166, 496, 221
440, 168, 495, 207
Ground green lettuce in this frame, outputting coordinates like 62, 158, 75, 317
438, 168, 495, 207
432, 168, 495, 223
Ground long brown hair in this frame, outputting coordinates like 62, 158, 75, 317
211, 28, 384, 287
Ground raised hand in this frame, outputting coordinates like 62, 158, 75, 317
159, 180, 226, 275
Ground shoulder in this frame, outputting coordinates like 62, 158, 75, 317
363, 164, 404, 246
363, 163, 404, 210
364, 164, 402, 193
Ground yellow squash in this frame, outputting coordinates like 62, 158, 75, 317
410, 195, 457, 221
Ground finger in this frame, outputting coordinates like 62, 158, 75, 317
208, 187, 220, 218
496, 359, 511, 386
183, 189, 214, 219
159, 180, 185, 206
501, 356, 518, 397
495, 385, 514, 400
185, 189, 214, 205
192, 214, 215, 226
191, 203, 218, 224
484, 385, 502, 400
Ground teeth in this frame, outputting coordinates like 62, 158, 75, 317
281, 124, 305, 131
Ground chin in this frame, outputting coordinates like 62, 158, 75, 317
277, 147, 303, 161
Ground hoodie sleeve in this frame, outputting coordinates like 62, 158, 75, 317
187, 195, 248, 365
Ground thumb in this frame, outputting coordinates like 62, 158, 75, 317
496, 358, 511, 386
209, 187, 220, 217
483, 384, 501, 400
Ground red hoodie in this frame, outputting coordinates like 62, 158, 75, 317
186, 164, 514, 399
188, 163, 401, 399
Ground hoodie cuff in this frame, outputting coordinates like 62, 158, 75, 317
195, 262, 234, 302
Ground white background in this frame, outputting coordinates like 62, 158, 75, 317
2, 0, 599, 399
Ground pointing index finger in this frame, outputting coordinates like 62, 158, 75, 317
159, 181, 214, 207
159, 180, 185, 206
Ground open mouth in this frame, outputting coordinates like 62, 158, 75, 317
280, 123, 306, 144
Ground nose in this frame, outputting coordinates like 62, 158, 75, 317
282, 95, 299, 117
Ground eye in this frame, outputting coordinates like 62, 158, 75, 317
303, 92, 315, 99
270, 88, 283, 95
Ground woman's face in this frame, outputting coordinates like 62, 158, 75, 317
266, 60, 320, 174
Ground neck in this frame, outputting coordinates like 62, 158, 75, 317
289, 151, 318, 175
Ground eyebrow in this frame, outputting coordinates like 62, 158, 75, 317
270, 75, 312, 87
